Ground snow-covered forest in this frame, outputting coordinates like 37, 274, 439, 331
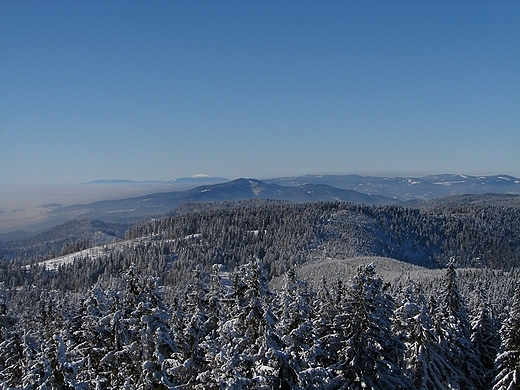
1, 261, 519, 389
1, 199, 520, 389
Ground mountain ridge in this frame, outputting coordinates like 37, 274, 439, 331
2, 174, 519, 235
45, 178, 398, 224
266, 173, 520, 200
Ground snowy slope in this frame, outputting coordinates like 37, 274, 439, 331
29, 235, 167, 271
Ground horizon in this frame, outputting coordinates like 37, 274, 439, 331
1, 170, 519, 234
57, 171, 520, 184
1, 169, 518, 207
3, 169, 520, 187
1, 1, 519, 186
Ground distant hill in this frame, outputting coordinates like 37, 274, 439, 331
266, 174, 520, 201
7, 194, 519, 279
419, 193, 520, 209
2, 174, 520, 235
0, 218, 128, 260
35, 178, 398, 227
0, 230, 33, 242
27, 218, 128, 244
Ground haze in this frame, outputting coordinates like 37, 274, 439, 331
1, 1, 519, 187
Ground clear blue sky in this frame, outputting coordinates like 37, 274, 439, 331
1, 0, 519, 184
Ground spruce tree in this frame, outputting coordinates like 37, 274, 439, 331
209, 261, 290, 389
336, 263, 413, 389
69, 285, 115, 387
493, 286, 520, 390
275, 266, 320, 389
438, 260, 485, 390
180, 265, 213, 386
0, 286, 24, 388
310, 277, 338, 372
395, 283, 458, 390
195, 264, 228, 388
471, 288, 500, 388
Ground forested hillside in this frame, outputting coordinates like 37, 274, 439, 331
1, 198, 520, 388
2, 198, 520, 292
124, 198, 520, 271
0, 218, 128, 262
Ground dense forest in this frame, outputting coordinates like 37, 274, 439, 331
1, 199, 520, 389
1, 261, 519, 389
3, 199, 519, 290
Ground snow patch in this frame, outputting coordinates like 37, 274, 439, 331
184, 233, 202, 240
433, 181, 465, 186
247, 230, 266, 236
249, 181, 263, 196
28, 246, 109, 271
105, 209, 136, 214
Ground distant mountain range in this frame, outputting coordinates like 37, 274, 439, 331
266, 174, 520, 201
42, 178, 398, 225
1, 174, 519, 237
86, 175, 229, 187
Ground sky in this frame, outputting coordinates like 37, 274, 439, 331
1, 0, 519, 185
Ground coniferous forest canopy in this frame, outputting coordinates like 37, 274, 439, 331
1, 199, 520, 389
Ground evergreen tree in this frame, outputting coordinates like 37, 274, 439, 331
493, 286, 520, 390
135, 278, 180, 389
437, 260, 485, 390
195, 264, 229, 388
0, 285, 24, 388
98, 279, 142, 388
19, 330, 49, 389
471, 287, 500, 387
275, 266, 321, 389
69, 285, 115, 387
395, 282, 458, 389
179, 265, 214, 386
336, 263, 413, 389
209, 260, 290, 389
69, 268, 180, 389
14, 290, 73, 389
310, 277, 340, 374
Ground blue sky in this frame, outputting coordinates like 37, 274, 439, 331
1, 0, 519, 184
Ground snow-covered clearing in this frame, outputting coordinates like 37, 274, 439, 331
28, 234, 168, 271
27, 238, 141, 271
29, 232, 207, 271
